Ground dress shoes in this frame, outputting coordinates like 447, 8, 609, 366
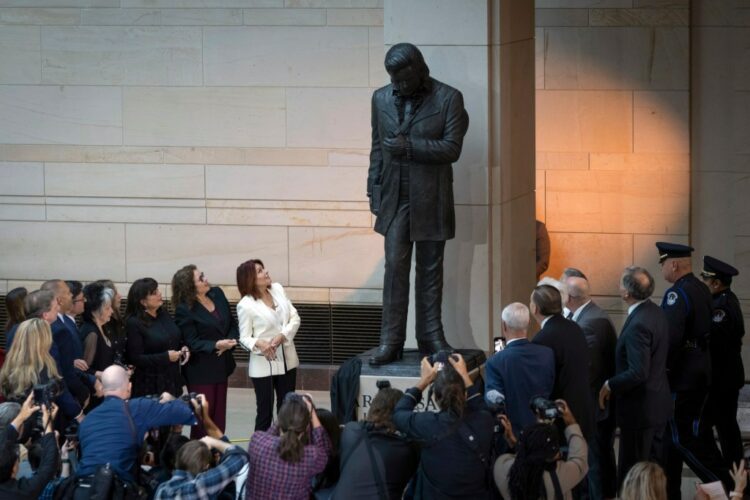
368, 344, 404, 365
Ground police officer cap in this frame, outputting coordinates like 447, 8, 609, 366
701, 255, 739, 280
655, 242, 694, 263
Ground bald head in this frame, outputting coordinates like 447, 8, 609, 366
621, 266, 655, 303
101, 365, 131, 397
565, 275, 591, 313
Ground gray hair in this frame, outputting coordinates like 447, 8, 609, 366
0, 402, 21, 429
501, 303, 530, 331
622, 266, 655, 301
24, 290, 55, 318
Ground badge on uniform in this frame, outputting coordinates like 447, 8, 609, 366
666, 291, 679, 306
712, 310, 726, 323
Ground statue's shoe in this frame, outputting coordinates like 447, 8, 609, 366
368, 344, 404, 365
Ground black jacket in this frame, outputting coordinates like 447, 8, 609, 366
393, 384, 494, 500
609, 300, 672, 429
333, 421, 419, 500
126, 309, 184, 398
532, 314, 593, 439
0, 426, 59, 499
709, 288, 745, 390
330, 357, 362, 424
367, 77, 469, 241
661, 272, 713, 391
175, 287, 238, 385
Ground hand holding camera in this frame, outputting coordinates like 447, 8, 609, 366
555, 399, 576, 427
416, 356, 440, 391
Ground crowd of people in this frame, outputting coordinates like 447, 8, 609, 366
0, 242, 746, 499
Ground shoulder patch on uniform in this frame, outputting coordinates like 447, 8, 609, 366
713, 310, 726, 323
666, 291, 679, 306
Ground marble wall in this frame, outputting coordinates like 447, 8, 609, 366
0, 0, 538, 352
535, 0, 692, 330
536, 1, 750, 374
0, 1, 388, 310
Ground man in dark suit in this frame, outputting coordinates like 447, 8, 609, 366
367, 43, 470, 365
598, 266, 671, 485
655, 242, 731, 498
41, 280, 92, 407
530, 284, 593, 439
485, 302, 555, 436
563, 268, 617, 500
701, 255, 745, 467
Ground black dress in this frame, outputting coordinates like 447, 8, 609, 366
126, 309, 184, 398
79, 321, 116, 373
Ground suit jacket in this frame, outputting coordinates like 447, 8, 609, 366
237, 283, 300, 379
485, 338, 555, 435
575, 301, 617, 398
367, 77, 469, 241
608, 300, 672, 429
532, 314, 593, 438
51, 318, 90, 404
175, 287, 239, 385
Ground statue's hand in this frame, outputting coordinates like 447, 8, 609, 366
383, 135, 408, 157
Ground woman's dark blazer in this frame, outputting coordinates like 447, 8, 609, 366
175, 287, 239, 385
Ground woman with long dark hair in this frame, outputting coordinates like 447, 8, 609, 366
334, 387, 419, 499
393, 353, 495, 499
125, 278, 188, 398
3, 287, 27, 349
172, 264, 238, 438
236, 259, 300, 431
494, 400, 588, 500
246, 393, 332, 500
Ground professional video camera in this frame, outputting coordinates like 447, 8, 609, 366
530, 397, 561, 422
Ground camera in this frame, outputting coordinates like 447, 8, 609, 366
486, 390, 506, 415
428, 350, 455, 370
180, 392, 202, 415
376, 380, 391, 390
64, 420, 79, 441
530, 397, 561, 422
33, 379, 63, 409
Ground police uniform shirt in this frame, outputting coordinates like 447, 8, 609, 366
709, 288, 745, 390
661, 272, 714, 392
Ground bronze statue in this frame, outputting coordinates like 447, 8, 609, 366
367, 43, 469, 365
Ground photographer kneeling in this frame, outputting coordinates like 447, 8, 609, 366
73, 365, 198, 497
494, 399, 588, 500
392, 352, 495, 500
0, 394, 60, 499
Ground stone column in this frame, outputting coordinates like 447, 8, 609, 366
691, 1, 750, 375
383, 0, 536, 350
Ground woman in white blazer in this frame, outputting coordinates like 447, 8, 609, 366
236, 258, 301, 431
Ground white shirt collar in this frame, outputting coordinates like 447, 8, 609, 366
541, 316, 552, 328
628, 300, 647, 316
571, 300, 591, 322
505, 337, 525, 346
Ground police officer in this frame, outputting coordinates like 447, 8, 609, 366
701, 255, 745, 467
655, 242, 731, 499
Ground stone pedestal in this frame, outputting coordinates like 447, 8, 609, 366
356, 348, 487, 419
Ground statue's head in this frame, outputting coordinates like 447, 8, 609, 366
384, 43, 430, 97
